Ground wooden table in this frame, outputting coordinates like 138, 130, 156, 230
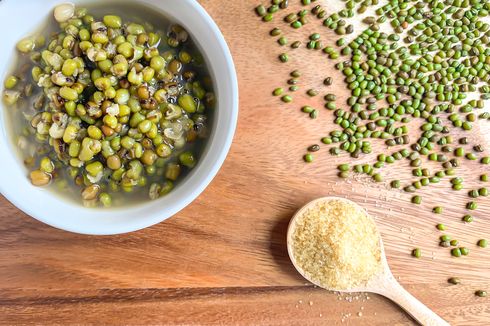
1, 1, 490, 325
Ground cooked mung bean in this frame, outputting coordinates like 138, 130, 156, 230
3, 3, 214, 207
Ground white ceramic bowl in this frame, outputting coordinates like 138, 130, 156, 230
0, 0, 238, 235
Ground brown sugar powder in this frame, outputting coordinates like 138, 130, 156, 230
290, 198, 382, 290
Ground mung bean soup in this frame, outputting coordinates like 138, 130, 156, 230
2, 2, 215, 207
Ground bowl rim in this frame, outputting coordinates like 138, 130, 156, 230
0, 0, 239, 235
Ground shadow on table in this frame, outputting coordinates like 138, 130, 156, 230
268, 210, 305, 281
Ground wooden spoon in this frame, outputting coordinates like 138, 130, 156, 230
287, 197, 450, 326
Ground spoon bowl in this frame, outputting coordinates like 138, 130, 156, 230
287, 197, 450, 326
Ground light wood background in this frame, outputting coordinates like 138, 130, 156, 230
1, 0, 490, 325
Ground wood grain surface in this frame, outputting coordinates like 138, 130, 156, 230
1, 0, 490, 325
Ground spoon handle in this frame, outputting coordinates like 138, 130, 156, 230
375, 276, 450, 326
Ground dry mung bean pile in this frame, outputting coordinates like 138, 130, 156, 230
255, 0, 488, 297
2, 3, 215, 207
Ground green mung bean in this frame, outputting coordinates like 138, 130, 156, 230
475, 290, 487, 297
306, 89, 318, 97
263, 14, 273, 22
469, 189, 480, 198
256, 5, 267, 16
273, 88, 284, 96
279, 53, 289, 62
412, 195, 422, 204
321, 137, 332, 144
440, 241, 451, 248
304, 153, 313, 163
460, 247, 469, 256
453, 184, 463, 191
412, 248, 421, 258
448, 277, 461, 285
466, 201, 478, 210
270, 28, 281, 36
451, 248, 462, 257
338, 164, 350, 172
278, 36, 288, 45
440, 235, 451, 242
463, 215, 474, 223
308, 145, 320, 152
338, 171, 349, 178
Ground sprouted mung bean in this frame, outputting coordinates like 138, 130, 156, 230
290, 198, 382, 290
2, 3, 215, 207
